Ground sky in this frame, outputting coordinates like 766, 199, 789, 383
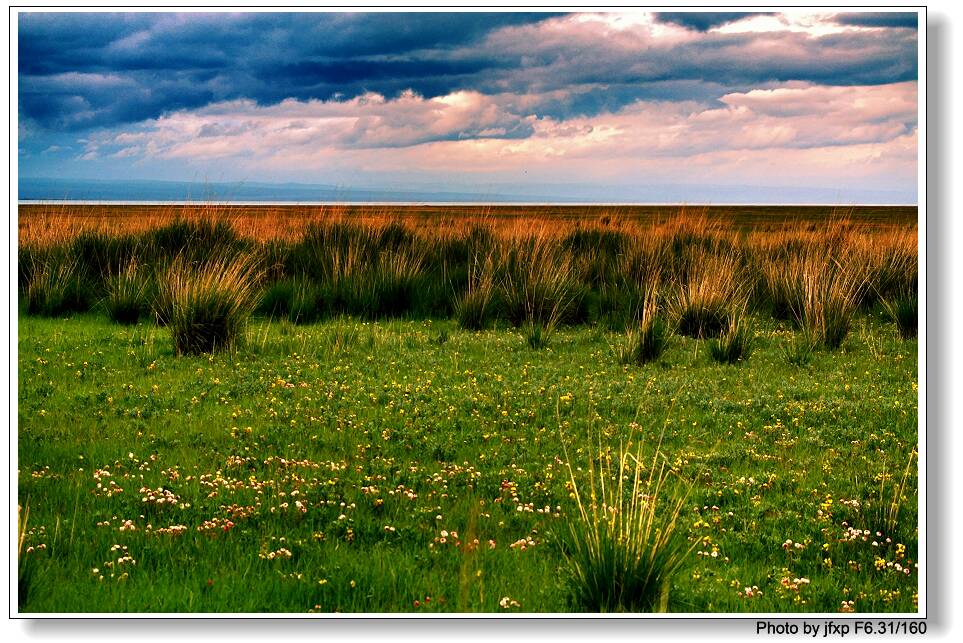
17, 10, 920, 203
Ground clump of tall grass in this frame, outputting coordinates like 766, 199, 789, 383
616, 282, 670, 366
367, 248, 425, 318
292, 222, 382, 317
145, 217, 242, 263
287, 279, 326, 324
524, 321, 550, 349
670, 247, 745, 338
756, 244, 805, 321
874, 448, 917, 539
793, 254, 869, 349
881, 291, 918, 339
105, 258, 152, 325
559, 429, 697, 612
708, 308, 754, 364
501, 233, 583, 340
455, 250, 497, 330
854, 229, 917, 306
258, 279, 297, 320
755, 222, 874, 349
67, 230, 136, 290
21, 250, 93, 316
562, 226, 627, 288
157, 254, 263, 355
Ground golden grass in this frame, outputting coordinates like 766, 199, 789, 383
19, 203, 916, 247
18, 203, 917, 346
158, 253, 264, 355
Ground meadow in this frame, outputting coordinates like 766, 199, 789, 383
17, 204, 919, 613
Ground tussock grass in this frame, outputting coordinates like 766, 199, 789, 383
105, 258, 151, 325
70, 229, 139, 285
258, 278, 297, 320
455, 250, 497, 330
157, 254, 263, 355
855, 229, 918, 305
287, 279, 326, 325
757, 233, 870, 349
146, 217, 242, 263
670, 247, 746, 339
19, 206, 917, 347
501, 233, 584, 339
880, 283, 918, 339
560, 425, 697, 612
616, 281, 670, 365
780, 331, 818, 367
876, 448, 917, 539
708, 307, 754, 364
22, 251, 92, 316
882, 294, 918, 339
368, 248, 425, 318
794, 254, 869, 349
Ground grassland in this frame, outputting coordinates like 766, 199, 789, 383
17, 204, 919, 613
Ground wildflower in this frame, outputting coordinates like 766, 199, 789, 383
499, 596, 521, 609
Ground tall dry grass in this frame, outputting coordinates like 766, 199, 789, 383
157, 254, 263, 355
105, 258, 151, 325
616, 278, 671, 365
500, 231, 584, 335
18, 204, 918, 350
669, 246, 747, 338
455, 248, 498, 330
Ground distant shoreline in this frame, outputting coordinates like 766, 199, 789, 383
18, 200, 920, 207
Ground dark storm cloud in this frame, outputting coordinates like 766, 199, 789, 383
19, 11, 918, 135
19, 12, 560, 130
472, 24, 917, 117
653, 12, 771, 31
659, 30, 918, 87
834, 12, 918, 30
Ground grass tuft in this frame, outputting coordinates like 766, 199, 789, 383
455, 251, 497, 330
157, 254, 263, 355
22, 251, 93, 316
560, 428, 696, 612
670, 248, 745, 339
794, 256, 867, 349
881, 293, 918, 339
708, 309, 754, 365
501, 233, 583, 333
105, 258, 151, 325
616, 282, 670, 365
525, 321, 549, 349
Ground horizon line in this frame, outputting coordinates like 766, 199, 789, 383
18, 200, 920, 208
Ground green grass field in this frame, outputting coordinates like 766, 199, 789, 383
17, 311, 918, 613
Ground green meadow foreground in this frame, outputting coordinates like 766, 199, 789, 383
18, 313, 917, 613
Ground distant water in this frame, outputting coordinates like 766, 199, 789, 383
18, 200, 915, 207
17, 177, 917, 206
19, 200, 695, 206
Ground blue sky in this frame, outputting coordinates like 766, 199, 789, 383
18, 11, 919, 203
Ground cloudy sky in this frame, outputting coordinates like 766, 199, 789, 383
18, 11, 919, 203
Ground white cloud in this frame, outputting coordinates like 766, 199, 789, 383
95, 82, 916, 194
